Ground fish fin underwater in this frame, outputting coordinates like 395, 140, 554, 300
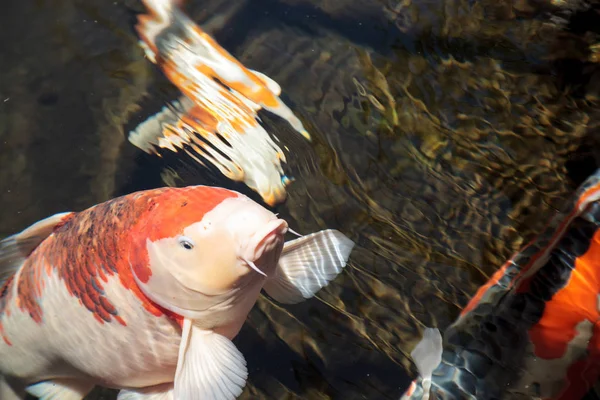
174, 319, 247, 400
401, 328, 443, 400
262, 229, 355, 304
26, 379, 94, 400
411, 328, 442, 384
0, 212, 74, 287
117, 383, 174, 399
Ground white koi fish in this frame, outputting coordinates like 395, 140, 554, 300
0, 185, 354, 400
129, 0, 311, 206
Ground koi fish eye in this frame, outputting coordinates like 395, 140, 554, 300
178, 236, 195, 250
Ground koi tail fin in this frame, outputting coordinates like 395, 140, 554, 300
410, 327, 443, 400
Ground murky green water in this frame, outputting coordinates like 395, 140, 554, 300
2, 0, 600, 399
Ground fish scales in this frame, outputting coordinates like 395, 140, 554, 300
402, 170, 600, 400
0, 266, 181, 388
0, 185, 355, 399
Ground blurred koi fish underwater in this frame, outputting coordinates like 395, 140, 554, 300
0, 185, 354, 399
401, 168, 600, 400
128, 0, 311, 206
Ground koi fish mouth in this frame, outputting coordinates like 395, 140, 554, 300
244, 219, 288, 277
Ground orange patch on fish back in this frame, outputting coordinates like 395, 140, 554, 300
529, 229, 600, 359
516, 182, 600, 294
13, 186, 238, 327
187, 26, 279, 108
133, 186, 239, 243
162, 62, 259, 133
464, 181, 600, 318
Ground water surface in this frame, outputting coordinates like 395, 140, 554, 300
2, 0, 600, 398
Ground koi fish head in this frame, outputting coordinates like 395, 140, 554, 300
129, 186, 288, 319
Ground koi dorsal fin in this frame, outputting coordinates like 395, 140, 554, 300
0, 212, 74, 287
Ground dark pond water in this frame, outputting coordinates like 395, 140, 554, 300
2, 0, 600, 399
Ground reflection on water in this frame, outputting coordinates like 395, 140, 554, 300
1, 0, 600, 399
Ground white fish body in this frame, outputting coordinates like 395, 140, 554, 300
0, 186, 354, 400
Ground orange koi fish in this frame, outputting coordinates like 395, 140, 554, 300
0, 185, 354, 400
129, 0, 311, 206
401, 169, 600, 400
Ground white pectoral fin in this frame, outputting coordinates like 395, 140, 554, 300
117, 383, 174, 400
26, 379, 94, 400
174, 318, 248, 400
411, 328, 443, 382
263, 229, 355, 304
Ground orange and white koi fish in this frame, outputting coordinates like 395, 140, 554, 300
401, 168, 600, 400
129, 0, 311, 206
0, 185, 354, 400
